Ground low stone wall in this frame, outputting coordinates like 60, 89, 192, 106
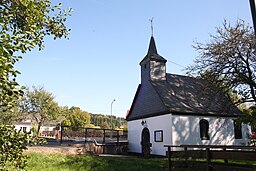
103, 144, 128, 154
84, 142, 128, 155
83, 143, 104, 154
26, 142, 128, 156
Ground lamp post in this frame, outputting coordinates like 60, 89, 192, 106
110, 99, 116, 129
249, 0, 256, 37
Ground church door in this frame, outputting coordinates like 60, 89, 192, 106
141, 127, 151, 157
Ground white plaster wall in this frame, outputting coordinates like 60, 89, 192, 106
128, 114, 251, 156
128, 114, 172, 156
148, 114, 172, 155
172, 115, 250, 146
128, 120, 142, 154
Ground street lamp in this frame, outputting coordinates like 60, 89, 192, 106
249, 0, 256, 37
110, 99, 116, 129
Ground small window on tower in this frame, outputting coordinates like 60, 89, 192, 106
144, 64, 147, 69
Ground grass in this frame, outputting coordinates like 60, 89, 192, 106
25, 153, 167, 171
18, 153, 256, 171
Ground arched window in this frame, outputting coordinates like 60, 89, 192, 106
233, 120, 242, 139
199, 119, 209, 140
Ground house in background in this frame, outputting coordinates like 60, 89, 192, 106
126, 36, 251, 156
13, 118, 57, 137
13, 119, 32, 133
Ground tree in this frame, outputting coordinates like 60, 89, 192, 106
0, 0, 71, 112
186, 19, 256, 127
186, 20, 256, 106
0, 108, 17, 124
68, 107, 90, 128
241, 105, 256, 131
101, 121, 109, 129
61, 118, 71, 127
0, 1, 71, 170
0, 96, 29, 124
20, 86, 60, 134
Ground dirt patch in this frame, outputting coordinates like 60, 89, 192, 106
26, 143, 128, 156
26, 146, 84, 156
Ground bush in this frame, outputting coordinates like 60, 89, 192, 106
0, 124, 43, 170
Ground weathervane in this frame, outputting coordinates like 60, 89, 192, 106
149, 17, 154, 36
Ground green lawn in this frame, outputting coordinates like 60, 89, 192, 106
25, 153, 167, 171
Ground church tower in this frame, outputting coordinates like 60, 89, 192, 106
139, 36, 167, 84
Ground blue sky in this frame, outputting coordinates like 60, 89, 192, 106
16, 0, 253, 118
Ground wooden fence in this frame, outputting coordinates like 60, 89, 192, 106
164, 145, 256, 171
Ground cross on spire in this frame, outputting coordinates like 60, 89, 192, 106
150, 17, 154, 36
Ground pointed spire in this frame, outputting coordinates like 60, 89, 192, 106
148, 18, 157, 55
147, 36, 158, 55
140, 36, 167, 66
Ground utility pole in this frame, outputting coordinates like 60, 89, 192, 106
249, 0, 256, 37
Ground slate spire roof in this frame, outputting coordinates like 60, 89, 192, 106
147, 36, 158, 54
140, 36, 167, 65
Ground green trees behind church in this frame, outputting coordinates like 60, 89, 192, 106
61, 108, 127, 130
90, 114, 127, 129
61, 106, 90, 128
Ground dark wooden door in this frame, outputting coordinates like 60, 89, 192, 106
141, 127, 150, 157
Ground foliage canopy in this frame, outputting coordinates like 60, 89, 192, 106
187, 20, 256, 106
65, 107, 91, 128
19, 86, 61, 134
0, 0, 71, 112
0, 1, 71, 170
